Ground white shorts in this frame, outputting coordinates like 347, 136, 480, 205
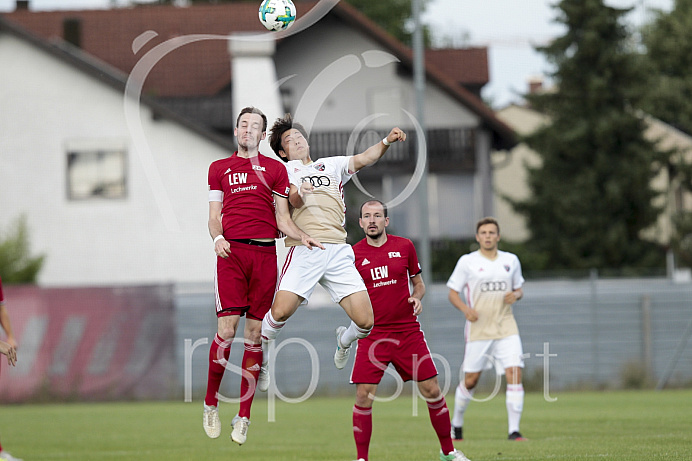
463, 334, 524, 375
278, 243, 366, 305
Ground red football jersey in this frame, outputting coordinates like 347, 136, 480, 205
208, 153, 290, 240
353, 235, 422, 333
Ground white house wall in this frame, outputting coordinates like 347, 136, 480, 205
273, 16, 486, 240
274, 15, 480, 132
0, 33, 225, 286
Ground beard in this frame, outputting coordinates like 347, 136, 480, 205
238, 135, 259, 150
366, 227, 384, 239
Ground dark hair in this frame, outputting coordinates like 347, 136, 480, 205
359, 199, 388, 218
236, 106, 267, 133
269, 113, 309, 163
476, 216, 500, 234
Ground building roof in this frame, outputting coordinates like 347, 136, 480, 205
0, 14, 235, 150
2, 1, 515, 149
426, 47, 489, 86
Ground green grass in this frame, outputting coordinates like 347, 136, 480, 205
0, 389, 690, 460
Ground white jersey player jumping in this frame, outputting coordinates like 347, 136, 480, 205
447, 217, 528, 442
259, 113, 406, 391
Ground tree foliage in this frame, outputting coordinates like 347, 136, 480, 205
513, 0, 667, 271
640, 0, 692, 136
0, 215, 45, 284
640, 0, 692, 268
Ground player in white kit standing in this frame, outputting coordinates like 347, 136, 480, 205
447, 217, 527, 442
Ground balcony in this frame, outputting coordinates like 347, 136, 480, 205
309, 127, 477, 176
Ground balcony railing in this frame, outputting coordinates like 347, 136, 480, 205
308, 127, 476, 175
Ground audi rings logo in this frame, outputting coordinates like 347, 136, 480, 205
480, 281, 508, 292
302, 176, 331, 188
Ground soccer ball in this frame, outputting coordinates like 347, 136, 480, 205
259, 0, 297, 31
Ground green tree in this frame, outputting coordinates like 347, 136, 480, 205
513, 0, 667, 271
0, 215, 45, 284
640, 0, 692, 135
640, 0, 692, 268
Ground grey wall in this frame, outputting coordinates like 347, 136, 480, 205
175, 278, 692, 403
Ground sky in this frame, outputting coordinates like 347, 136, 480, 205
0, 0, 676, 107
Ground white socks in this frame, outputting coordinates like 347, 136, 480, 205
451, 381, 524, 434
339, 321, 371, 348
261, 311, 285, 341
451, 384, 475, 427
506, 384, 524, 434
261, 311, 285, 365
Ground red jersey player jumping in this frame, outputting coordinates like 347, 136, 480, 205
204, 107, 323, 445
350, 200, 471, 461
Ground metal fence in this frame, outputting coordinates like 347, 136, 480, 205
175, 276, 692, 403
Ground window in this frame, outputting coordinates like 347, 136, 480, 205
66, 140, 127, 200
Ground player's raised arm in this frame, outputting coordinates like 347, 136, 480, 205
349, 127, 406, 172
274, 194, 324, 250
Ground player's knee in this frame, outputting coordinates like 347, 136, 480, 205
356, 323, 373, 339
355, 313, 374, 332
276, 314, 291, 323
272, 308, 291, 322
355, 388, 374, 406
245, 329, 262, 344
464, 376, 479, 390
217, 325, 236, 340
419, 379, 442, 400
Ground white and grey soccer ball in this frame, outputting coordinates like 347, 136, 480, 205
259, 0, 297, 31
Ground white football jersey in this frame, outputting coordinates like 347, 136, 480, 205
284, 156, 354, 246
447, 250, 525, 341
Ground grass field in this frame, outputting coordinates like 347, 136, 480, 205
1, 389, 690, 460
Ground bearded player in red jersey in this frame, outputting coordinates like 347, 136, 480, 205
350, 200, 471, 461
204, 107, 323, 445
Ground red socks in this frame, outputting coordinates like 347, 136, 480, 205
205, 334, 231, 407
428, 397, 455, 455
353, 404, 372, 461
238, 342, 263, 419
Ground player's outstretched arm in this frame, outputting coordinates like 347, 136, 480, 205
274, 195, 325, 250
349, 127, 406, 173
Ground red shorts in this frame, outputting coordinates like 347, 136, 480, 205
215, 240, 277, 321
350, 329, 438, 384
